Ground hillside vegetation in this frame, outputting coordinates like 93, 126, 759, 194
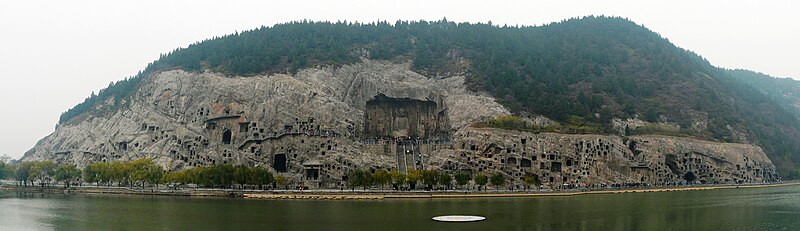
58, 16, 800, 178
726, 69, 800, 116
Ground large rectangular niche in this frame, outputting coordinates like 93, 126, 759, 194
364, 94, 447, 139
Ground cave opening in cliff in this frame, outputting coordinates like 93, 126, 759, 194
222, 130, 232, 144
520, 159, 532, 168
665, 154, 681, 175
303, 161, 322, 181
507, 157, 517, 165
274, 154, 287, 172
364, 94, 448, 139
551, 162, 562, 172
306, 168, 320, 180
683, 172, 697, 183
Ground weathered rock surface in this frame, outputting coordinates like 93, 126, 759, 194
428, 128, 775, 188
23, 60, 776, 188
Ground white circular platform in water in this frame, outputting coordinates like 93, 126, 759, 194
432, 215, 486, 222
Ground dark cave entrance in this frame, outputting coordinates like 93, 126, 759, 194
222, 130, 232, 144
274, 154, 287, 172
306, 168, 320, 180
520, 159, 532, 168
551, 162, 562, 172
683, 172, 697, 183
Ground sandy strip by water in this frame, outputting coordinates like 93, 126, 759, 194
242, 182, 800, 200
4, 181, 798, 200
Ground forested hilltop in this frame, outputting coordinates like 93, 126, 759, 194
726, 69, 800, 116
58, 16, 800, 178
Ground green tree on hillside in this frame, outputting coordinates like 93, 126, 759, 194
15, 162, 34, 187
406, 169, 422, 190
275, 175, 288, 190
438, 172, 452, 190
233, 165, 251, 189
390, 170, 406, 190
54, 164, 81, 188
490, 172, 506, 190
454, 172, 471, 190
0, 161, 7, 180
373, 169, 391, 190
249, 166, 274, 190
474, 174, 488, 191
421, 170, 441, 190
523, 174, 540, 190
29, 160, 56, 187
348, 169, 374, 190
128, 158, 163, 188
83, 163, 100, 185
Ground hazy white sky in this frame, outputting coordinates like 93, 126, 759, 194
0, 0, 798, 159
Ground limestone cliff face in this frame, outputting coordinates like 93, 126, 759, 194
428, 128, 776, 188
24, 60, 776, 188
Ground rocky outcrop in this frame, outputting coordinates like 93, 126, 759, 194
427, 128, 776, 189
23, 60, 776, 188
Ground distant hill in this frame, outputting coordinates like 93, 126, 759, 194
57, 16, 800, 178
726, 69, 800, 116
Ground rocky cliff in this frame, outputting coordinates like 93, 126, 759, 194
24, 60, 776, 188
434, 128, 775, 187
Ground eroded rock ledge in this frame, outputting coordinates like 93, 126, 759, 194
23, 60, 776, 189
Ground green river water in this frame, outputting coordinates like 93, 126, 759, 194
1, 185, 799, 230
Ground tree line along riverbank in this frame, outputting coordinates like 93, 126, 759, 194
2, 159, 797, 201
0, 158, 537, 191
